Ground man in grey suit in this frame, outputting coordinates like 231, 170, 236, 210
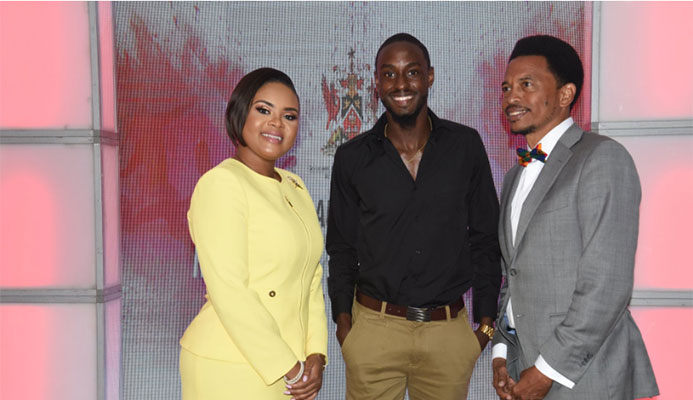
491, 35, 659, 400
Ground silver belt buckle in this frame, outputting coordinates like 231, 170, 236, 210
406, 306, 432, 322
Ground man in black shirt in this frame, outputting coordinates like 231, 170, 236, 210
327, 33, 502, 399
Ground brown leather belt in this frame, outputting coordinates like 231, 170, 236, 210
356, 291, 464, 322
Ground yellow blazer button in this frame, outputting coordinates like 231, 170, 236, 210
269, 290, 276, 297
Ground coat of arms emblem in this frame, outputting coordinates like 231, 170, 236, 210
321, 49, 379, 156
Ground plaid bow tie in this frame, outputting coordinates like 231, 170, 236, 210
516, 144, 548, 167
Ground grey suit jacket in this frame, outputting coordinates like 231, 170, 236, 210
492, 124, 659, 399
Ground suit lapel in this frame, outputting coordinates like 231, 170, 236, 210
513, 125, 584, 253
500, 165, 522, 262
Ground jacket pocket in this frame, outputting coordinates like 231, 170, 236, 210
535, 197, 569, 215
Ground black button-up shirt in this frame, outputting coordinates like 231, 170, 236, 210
327, 110, 501, 322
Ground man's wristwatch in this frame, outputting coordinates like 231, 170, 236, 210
479, 324, 495, 340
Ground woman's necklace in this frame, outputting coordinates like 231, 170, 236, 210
384, 117, 432, 163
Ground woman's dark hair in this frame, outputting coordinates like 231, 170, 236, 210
224, 68, 299, 146
509, 35, 584, 110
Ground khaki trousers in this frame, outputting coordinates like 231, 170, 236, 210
341, 301, 482, 400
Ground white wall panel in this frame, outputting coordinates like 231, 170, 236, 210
598, 2, 693, 121
98, 2, 116, 132
616, 136, 693, 291
102, 144, 121, 287
0, 2, 92, 129
0, 304, 97, 400
0, 3, 121, 400
631, 308, 693, 400
106, 298, 122, 400
0, 144, 96, 288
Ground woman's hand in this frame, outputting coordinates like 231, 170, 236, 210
284, 354, 325, 400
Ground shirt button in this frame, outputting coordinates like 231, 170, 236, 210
269, 290, 276, 297
415, 250, 422, 255
509, 268, 517, 276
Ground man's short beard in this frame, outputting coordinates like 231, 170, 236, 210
383, 94, 428, 129
511, 125, 536, 136
390, 110, 419, 128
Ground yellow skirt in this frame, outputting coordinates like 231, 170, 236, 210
180, 348, 290, 399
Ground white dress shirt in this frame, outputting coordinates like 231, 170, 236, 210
491, 117, 576, 389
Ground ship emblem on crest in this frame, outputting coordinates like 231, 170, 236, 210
321, 49, 379, 156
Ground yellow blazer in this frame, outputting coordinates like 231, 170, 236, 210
180, 158, 327, 385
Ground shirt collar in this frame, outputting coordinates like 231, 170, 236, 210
530, 117, 574, 159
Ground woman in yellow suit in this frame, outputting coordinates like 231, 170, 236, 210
180, 68, 328, 400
